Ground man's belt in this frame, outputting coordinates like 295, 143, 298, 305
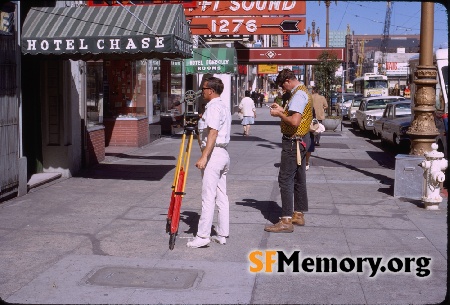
282, 134, 305, 141
200, 143, 228, 150
215, 143, 228, 148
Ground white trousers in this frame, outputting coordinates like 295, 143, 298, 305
197, 147, 230, 238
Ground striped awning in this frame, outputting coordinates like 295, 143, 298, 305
185, 48, 237, 74
21, 4, 193, 60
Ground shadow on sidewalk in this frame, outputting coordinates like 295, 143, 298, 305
77, 164, 175, 181
312, 156, 394, 194
105, 153, 176, 161
180, 211, 200, 235
236, 199, 281, 224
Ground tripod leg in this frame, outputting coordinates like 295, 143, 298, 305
171, 132, 186, 191
170, 170, 185, 234
167, 133, 186, 227
169, 170, 184, 251
166, 191, 175, 233
167, 130, 194, 250
181, 133, 194, 193
169, 231, 177, 250
170, 133, 192, 236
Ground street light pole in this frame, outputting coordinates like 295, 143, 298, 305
319, 1, 337, 48
407, 2, 439, 156
307, 21, 320, 86
341, 70, 346, 131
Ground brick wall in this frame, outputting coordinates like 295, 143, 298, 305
87, 127, 105, 166
104, 117, 149, 147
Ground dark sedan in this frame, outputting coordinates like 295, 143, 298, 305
373, 100, 412, 147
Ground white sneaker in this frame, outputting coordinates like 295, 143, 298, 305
211, 235, 226, 245
306, 164, 310, 171
186, 236, 210, 248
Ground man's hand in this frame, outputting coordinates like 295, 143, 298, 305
195, 156, 207, 169
269, 103, 283, 117
195, 128, 218, 170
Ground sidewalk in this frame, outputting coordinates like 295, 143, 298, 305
0, 105, 447, 304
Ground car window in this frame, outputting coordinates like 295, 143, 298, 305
396, 103, 411, 109
387, 106, 393, 117
359, 101, 366, 110
367, 99, 388, 110
352, 99, 362, 107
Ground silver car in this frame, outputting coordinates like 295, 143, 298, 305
355, 96, 405, 131
349, 96, 364, 128
335, 93, 363, 119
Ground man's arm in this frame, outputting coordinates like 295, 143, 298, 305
270, 104, 302, 127
195, 127, 218, 169
322, 97, 328, 109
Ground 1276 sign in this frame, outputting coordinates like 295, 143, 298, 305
188, 17, 305, 35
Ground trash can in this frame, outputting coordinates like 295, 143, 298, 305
394, 154, 425, 199
160, 113, 173, 136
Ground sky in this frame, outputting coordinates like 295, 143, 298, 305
290, 1, 449, 51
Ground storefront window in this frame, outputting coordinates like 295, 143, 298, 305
171, 60, 183, 115
103, 59, 148, 118
151, 59, 183, 115
86, 62, 103, 126
151, 59, 161, 114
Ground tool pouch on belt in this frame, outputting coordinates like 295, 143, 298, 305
296, 140, 301, 165
296, 139, 306, 166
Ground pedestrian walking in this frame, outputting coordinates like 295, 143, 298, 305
251, 90, 258, 107
187, 77, 232, 248
257, 90, 264, 108
305, 109, 317, 171
239, 90, 256, 136
274, 91, 283, 106
265, 69, 313, 233
311, 87, 328, 146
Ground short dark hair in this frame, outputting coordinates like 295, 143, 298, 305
276, 69, 296, 87
245, 90, 250, 97
204, 77, 224, 95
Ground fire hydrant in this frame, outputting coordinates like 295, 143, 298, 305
419, 143, 448, 210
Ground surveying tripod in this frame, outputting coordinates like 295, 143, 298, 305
166, 90, 200, 250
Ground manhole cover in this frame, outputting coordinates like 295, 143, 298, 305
85, 266, 202, 289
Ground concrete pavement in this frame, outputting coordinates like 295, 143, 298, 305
0, 104, 447, 304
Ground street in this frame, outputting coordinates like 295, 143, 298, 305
0, 104, 447, 304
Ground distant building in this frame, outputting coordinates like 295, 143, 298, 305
348, 34, 420, 68
329, 30, 346, 47
345, 34, 420, 83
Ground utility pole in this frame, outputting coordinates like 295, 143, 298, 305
379, 1, 392, 75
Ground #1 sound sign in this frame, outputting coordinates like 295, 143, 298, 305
186, 1, 306, 35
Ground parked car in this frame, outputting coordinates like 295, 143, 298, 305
373, 100, 412, 139
355, 96, 405, 131
349, 96, 364, 128
335, 93, 363, 119
330, 91, 338, 108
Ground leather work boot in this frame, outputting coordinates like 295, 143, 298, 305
264, 217, 294, 233
292, 211, 305, 226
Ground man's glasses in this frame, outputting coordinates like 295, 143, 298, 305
201, 87, 211, 91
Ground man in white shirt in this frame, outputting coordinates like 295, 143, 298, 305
238, 90, 256, 136
187, 77, 232, 248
